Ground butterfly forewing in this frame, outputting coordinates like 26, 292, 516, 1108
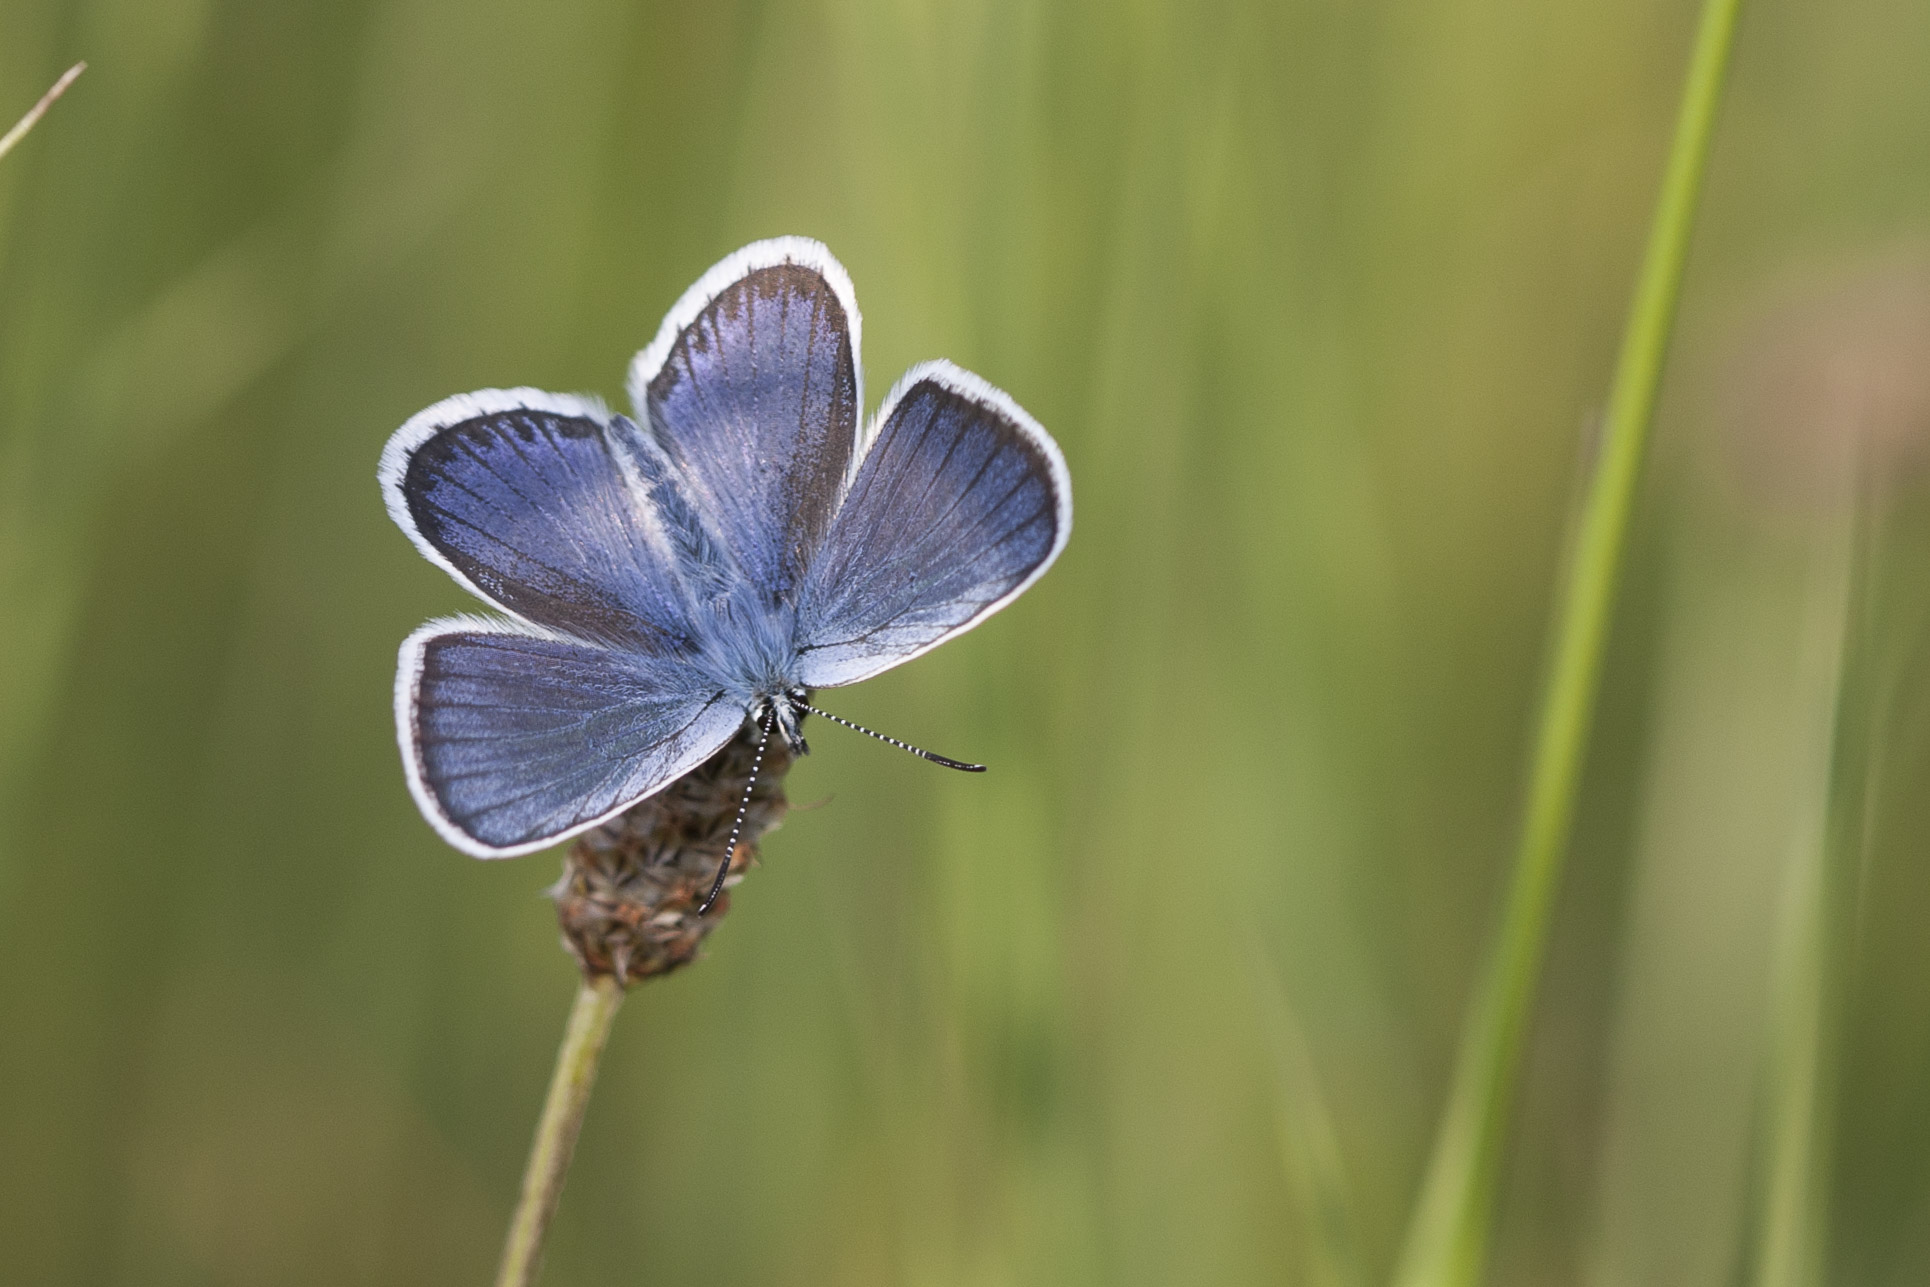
792, 361, 1070, 688
628, 241, 861, 605
381, 391, 697, 649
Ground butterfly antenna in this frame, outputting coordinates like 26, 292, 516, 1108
697, 705, 775, 917
799, 702, 986, 772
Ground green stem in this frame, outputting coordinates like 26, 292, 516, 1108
0, 63, 85, 164
496, 975, 625, 1287
1392, 2, 1746, 1285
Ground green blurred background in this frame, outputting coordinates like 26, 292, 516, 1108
4, 1, 1930, 1283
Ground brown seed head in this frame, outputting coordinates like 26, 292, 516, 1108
550, 720, 793, 986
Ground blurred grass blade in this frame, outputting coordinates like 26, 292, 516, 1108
1743, 493, 1873, 1287
1392, 1, 1747, 1284
0, 63, 84, 163
1252, 942, 1364, 1287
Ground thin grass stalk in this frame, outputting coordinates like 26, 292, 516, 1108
0, 63, 84, 164
1392, 2, 1747, 1284
496, 976, 625, 1287
492, 724, 789, 1285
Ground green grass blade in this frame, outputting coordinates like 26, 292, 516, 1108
1392, 2, 1748, 1284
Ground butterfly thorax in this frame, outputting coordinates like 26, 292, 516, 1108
685, 583, 812, 754
691, 575, 801, 686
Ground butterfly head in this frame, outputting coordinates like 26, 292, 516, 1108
753, 686, 812, 756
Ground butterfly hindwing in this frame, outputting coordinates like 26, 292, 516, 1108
397, 620, 741, 856
792, 361, 1071, 688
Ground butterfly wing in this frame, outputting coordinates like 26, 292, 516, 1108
379, 388, 699, 649
396, 618, 742, 856
381, 388, 750, 854
626, 238, 861, 605
792, 361, 1071, 688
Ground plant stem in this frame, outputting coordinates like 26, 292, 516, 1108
0, 63, 85, 164
496, 975, 625, 1287
1392, 2, 1746, 1284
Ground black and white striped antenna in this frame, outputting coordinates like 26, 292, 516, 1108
696, 705, 775, 917
697, 700, 985, 918
799, 702, 986, 773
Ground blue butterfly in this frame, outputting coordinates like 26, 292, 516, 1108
380, 237, 1072, 877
